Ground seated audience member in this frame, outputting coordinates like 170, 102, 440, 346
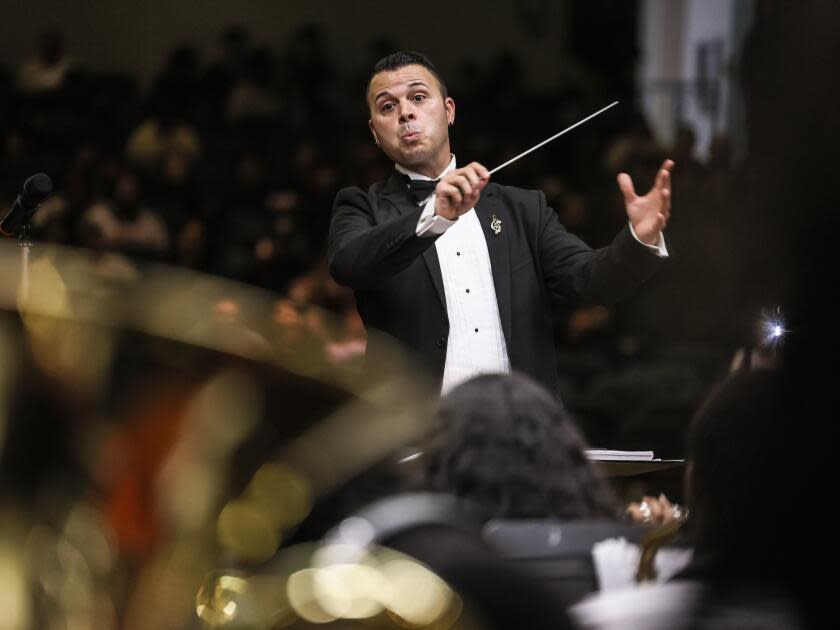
319, 372, 614, 626
572, 368, 808, 630
16, 29, 74, 95
125, 114, 202, 171
296, 372, 670, 607
424, 372, 620, 519
419, 372, 670, 604
298, 371, 624, 539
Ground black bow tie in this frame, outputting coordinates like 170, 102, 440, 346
405, 178, 440, 205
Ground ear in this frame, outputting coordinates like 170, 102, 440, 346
368, 119, 380, 146
445, 97, 456, 126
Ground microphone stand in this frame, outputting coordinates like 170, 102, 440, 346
18, 211, 33, 303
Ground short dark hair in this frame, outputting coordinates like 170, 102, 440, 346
366, 50, 448, 104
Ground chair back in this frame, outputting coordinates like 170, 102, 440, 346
482, 518, 648, 604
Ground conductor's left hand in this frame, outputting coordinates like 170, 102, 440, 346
618, 159, 674, 246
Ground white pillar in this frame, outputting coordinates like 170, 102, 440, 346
638, 0, 745, 161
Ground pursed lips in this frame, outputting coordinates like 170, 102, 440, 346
400, 127, 422, 143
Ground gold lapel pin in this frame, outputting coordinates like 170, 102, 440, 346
490, 214, 502, 235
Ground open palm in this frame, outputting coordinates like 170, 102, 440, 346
617, 159, 674, 245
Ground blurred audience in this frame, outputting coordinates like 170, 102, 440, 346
124, 114, 201, 171
16, 29, 75, 95
1, 22, 749, 454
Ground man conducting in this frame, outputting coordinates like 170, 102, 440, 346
328, 51, 673, 395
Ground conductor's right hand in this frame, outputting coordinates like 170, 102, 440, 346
434, 162, 490, 220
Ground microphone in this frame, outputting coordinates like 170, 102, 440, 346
0, 173, 53, 237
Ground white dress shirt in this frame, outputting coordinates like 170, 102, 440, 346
395, 156, 667, 394
397, 157, 509, 393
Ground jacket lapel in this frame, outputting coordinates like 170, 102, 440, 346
475, 188, 512, 351
422, 246, 447, 315
382, 171, 448, 314
380, 170, 415, 216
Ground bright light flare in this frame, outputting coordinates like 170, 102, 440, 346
759, 310, 787, 347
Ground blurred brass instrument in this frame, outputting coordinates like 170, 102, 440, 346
0, 239, 443, 629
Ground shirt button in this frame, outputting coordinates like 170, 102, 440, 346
437, 336, 446, 348
456, 252, 461, 256
474, 328, 479, 333
465, 289, 470, 293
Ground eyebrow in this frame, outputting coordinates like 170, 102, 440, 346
373, 80, 431, 103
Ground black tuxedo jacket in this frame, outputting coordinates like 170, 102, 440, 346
327, 170, 665, 394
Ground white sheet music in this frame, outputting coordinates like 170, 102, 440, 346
585, 449, 655, 461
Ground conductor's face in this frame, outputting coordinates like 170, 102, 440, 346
368, 64, 455, 178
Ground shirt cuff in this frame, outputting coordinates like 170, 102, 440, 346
629, 221, 669, 257
416, 196, 456, 237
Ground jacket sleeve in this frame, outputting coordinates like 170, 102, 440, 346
327, 186, 440, 290
535, 190, 665, 306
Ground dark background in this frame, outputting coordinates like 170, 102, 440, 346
0, 0, 834, 491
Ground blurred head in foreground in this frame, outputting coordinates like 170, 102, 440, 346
424, 372, 619, 519
684, 367, 795, 579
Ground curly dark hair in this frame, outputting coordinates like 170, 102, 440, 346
423, 373, 620, 519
